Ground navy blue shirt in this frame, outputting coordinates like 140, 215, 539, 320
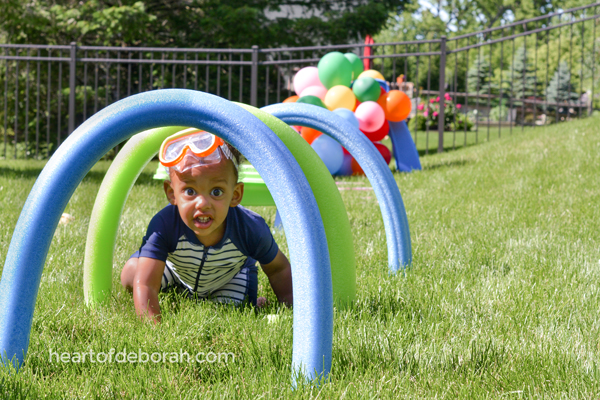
132, 204, 278, 296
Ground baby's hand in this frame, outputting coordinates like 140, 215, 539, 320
256, 296, 268, 308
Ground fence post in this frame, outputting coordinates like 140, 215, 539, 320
437, 36, 447, 153
251, 45, 259, 106
68, 42, 77, 135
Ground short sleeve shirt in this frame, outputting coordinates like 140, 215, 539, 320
133, 204, 278, 297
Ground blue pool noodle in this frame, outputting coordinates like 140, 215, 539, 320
0, 90, 333, 383
263, 103, 412, 273
389, 120, 422, 172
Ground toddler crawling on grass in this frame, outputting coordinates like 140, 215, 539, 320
120, 128, 292, 322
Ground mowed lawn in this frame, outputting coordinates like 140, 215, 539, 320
1, 114, 599, 398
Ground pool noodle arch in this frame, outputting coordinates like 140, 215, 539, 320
83, 105, 356, 307
262, 103, 412, 272
0, 90, 333, 382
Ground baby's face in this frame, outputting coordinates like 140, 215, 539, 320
164, 158, 243, 247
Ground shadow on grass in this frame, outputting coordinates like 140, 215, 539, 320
422, 158, 473, 171
416, 141, 481, 157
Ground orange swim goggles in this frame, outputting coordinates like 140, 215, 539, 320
159, 128, 237, 173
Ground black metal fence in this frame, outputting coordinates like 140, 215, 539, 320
1, 3, 598, 159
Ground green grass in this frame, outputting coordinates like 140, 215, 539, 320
410, 125, 527, 156
1, 114, 600, 398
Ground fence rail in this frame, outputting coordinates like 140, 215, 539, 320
1, 2, 598, 159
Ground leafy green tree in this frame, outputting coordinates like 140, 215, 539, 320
0, 0, 409, 48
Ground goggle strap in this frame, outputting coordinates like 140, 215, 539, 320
220, 144, 238, 171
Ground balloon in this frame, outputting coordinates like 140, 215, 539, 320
358, 69, 385, 81
376, 88, 387, 109
373, 142, 392, 165
336, 153, 353, 176
344, 53, 364, 80
350, 157, 364, 175
311, 134, 344, 175
324, 86, 356, 111
300, 85, 328, 100
292, 125, 302, 133
354, 101, 385, 133
385, 90, 412, 122
352, 77, 381, 103
362, 119, 389, 142
300, 126, 323, 144
342, 147, 350, 155
293, 66, 323, 95
297, 95, 327, 109
283, 95, 299, 103
333, 108, 360, 130
318, 52, 353, 89
353, 100, 361, 112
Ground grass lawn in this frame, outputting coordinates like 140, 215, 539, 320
1, 114, 600, 398
409, 124, 531, 156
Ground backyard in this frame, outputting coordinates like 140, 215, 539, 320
0, 114, 600, 398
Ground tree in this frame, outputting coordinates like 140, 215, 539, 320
510, 45, 538, 99
545, 61, 579, 106
467, 56, 497, 95
0, 0, 409, 48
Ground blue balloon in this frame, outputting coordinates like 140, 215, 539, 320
333, 108, 360, 130
336, 153, 353, 176
311, 134, 344, 174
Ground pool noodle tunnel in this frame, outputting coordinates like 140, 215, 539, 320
83, 105, 356, 308
263, 103, 412, 273
0, 90, 333, 383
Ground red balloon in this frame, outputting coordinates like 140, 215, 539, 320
373, 142, 392, 165
342, 146, 350, 155
350, 157, 364, 175
300, 126, 322, 144
361, 119, 389, 142
376, 89, 387, 110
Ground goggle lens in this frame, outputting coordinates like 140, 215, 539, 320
159, 129, 235, 172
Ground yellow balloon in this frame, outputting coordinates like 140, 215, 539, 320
324, 85, 356, 111
358, 69, 385, 81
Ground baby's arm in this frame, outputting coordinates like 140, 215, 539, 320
260, 250, 293, 306
133, 257, 166, 323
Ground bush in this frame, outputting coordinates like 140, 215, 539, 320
489, 105, 509, 122
414, 94, 473, 131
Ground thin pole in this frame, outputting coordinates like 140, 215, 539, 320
68, 42, 77, 134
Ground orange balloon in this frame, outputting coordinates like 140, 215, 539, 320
283, 95, 299, 103
385, 90, 412, 122
300, 126, 322, 144
350, 157, 364, 175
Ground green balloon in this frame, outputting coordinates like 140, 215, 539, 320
352, 77, 381, 103
297, 95, 327, 108
344, 53, 364, 81
318, 52, 353, 89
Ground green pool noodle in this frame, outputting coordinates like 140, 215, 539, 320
83, 126, 184, 305
238, 164, 276, 207
239, 104, 356, 305
84, 116, 356, 306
